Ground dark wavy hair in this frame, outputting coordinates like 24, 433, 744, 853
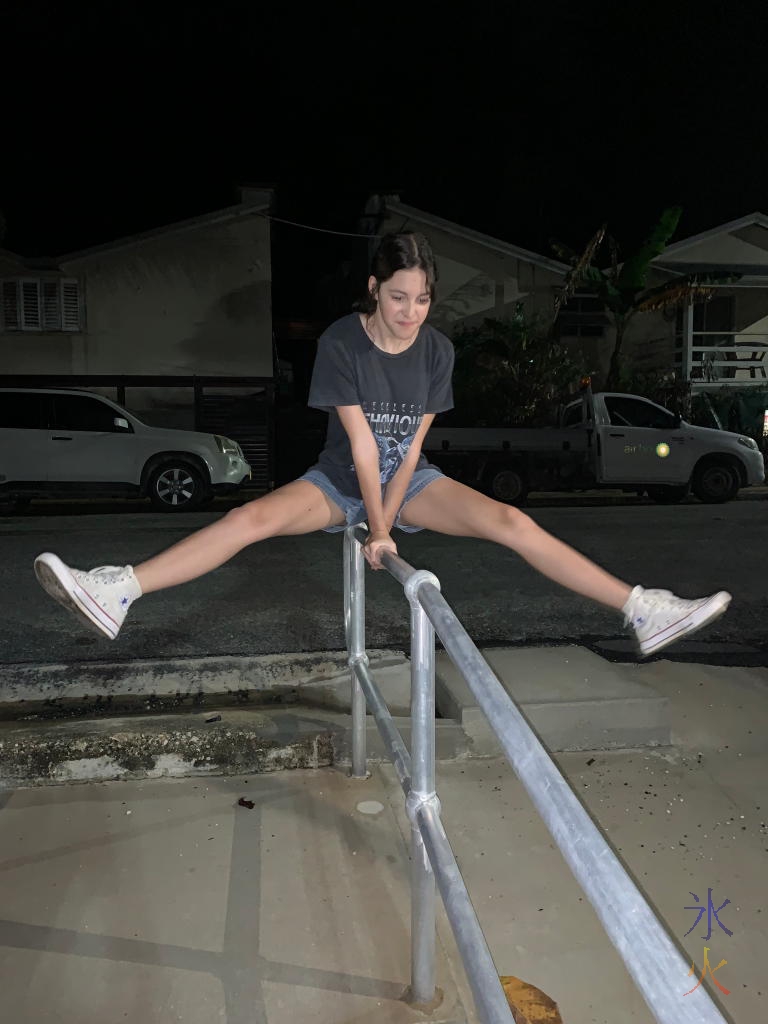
357, 232, 438, 314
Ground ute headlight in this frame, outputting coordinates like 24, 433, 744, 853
214, 434, 241, 455
737, 436, 758, 451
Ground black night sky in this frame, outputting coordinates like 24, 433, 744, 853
3, 0, 768, 319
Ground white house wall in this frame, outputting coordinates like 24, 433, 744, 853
428, 255, 495, 328
737, 311, 768, 344
61, 213, 272, 379
622, 309, 676, 373
733, 288, 768, 333
431, 271, 524, 330
0, 332, 79, 373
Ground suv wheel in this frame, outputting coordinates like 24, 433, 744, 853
147, 462, 209, 512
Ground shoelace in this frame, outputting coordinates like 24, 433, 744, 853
626, 590, 702, 626
83, 566, 125, 583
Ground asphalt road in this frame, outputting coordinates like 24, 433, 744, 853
2, 499, 766, 668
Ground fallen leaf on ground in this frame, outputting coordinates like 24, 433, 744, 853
499, 976, 562, 1023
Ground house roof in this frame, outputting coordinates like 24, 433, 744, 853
654, 262, 768, 276
0, 247, 29, 273
658, 211, 768, 256
60, 191, 273, 263
0, 250, 81, 275
651, 211, 768, 282
384, 200, 570, 275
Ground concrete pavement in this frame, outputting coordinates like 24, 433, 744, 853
1, 653, 765, 1023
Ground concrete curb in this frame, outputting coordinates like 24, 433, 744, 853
0, 645, 684, 786
0, 707, 469, 787
0, 708, 334, 786
435, 646, 671, 753
0, 648, 410, 713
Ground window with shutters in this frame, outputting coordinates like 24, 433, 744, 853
0, 277, 83, 332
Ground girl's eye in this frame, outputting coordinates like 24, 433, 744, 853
418, 297, 430, 304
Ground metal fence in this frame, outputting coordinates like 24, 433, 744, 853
343, 525, 731, 1024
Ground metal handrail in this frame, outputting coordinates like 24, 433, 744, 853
691, 335, 768, 367
344, 525, 732, 1024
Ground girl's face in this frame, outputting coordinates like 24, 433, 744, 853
370, 268, 431, 339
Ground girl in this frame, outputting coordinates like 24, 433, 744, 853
34, 233, 730, 656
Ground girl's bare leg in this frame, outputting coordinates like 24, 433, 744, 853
398, 477, 631, 610
135, 480, 345, 594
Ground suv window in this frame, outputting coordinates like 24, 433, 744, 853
53, 394, 120, 432
0, 391, 49, 429
604, 396, 677, 430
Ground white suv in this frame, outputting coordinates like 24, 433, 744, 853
0, 388, 252, 512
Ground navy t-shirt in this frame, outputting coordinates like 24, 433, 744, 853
307, 313, 455, 499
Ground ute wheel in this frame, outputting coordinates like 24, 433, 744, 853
691, 462, 739, 504
486, 466, 529, 506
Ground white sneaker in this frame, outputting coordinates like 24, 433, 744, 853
34, 552, 142, 640
623, 585, 732, 658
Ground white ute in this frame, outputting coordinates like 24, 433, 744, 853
424, 386, 765, 505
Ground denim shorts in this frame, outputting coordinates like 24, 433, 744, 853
299, 466, 444, 533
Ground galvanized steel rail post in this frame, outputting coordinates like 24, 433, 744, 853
404, 569, 441, 1006
343, 528, 368, 779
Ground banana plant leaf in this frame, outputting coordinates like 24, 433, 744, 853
616, 206, 682, 294
550, 239, 577, 262
552, 225, 607, 317
596, 276, 624, 306
608, 235, 619, 284
566, 225, 606, 278
632, 271, 740, 314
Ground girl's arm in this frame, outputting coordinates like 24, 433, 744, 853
381, 413, 436, 528
336, 406, 396, 568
